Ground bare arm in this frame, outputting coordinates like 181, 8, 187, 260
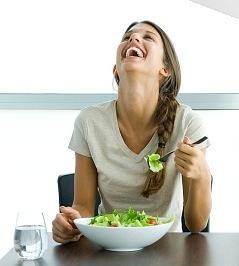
72, 152, 98, 217
175, 137, 212, 232
52, 152, 97, 243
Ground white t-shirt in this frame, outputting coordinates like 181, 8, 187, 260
69, 100, 210, 232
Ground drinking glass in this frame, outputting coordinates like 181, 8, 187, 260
14, 212, 48, 260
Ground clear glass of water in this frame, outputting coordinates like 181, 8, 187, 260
14, 212, 48, 260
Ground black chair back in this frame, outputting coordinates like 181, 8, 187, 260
58, 173, 100, 216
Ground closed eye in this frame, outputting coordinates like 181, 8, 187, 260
144, 34, 154, 41
121, 35, 130, 42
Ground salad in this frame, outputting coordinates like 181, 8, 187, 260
145, 153, 163, 173
90, 208, 173, 227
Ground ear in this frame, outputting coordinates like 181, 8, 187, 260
113, 65, 120, 85
113, 65, 117, 75
159, 67, 170, 77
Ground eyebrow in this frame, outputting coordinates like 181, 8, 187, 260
124, 29, 159, 38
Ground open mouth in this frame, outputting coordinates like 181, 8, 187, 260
125, 46, 145, 58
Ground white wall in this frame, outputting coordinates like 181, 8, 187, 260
0, 110, 78, 258
198, 111, 239, 232
1, 109, 239, 258
0, 0, 239, 93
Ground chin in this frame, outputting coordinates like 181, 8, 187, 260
122, 61, 145, 72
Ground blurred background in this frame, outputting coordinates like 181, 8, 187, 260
0, 0, 239, 258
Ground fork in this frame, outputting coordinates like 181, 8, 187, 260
159, 136, 208, 163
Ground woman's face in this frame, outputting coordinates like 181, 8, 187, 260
116, 23, 167, 82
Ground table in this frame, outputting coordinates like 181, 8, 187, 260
1, 233, 239, 266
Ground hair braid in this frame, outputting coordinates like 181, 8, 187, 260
141, 94, 179, 198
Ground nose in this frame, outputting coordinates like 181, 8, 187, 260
129, 33, 141, 43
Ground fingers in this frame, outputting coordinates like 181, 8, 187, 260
52, 209, 82, 244
175, 154, 187, 168
175, 136, 195, 175
53, 214, 79, 235
52, 229, 82, 244
60, 207, 81, 229
177, 143, 194, 155
177, 136, 198, 156
175, 136, 209, 179
183, 136, 192, 145
54, 212, 74, 231
52, 227, 81, 244
52, 222, 80, 239
60, 206, 81, 220
52, 223, 81, 243
175, 149, 192, 163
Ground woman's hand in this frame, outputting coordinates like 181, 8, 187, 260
175, 136, 212, 232
174, 136, 210, 181
52, 206, 82, 244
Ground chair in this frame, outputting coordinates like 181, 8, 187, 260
57, 173, 210, 232
58, 173, 101, 216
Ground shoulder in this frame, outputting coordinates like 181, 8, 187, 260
176, 103, 193, 117
175, 103, 209, 146
176, 103, 203, 126
74, 100, 115, 126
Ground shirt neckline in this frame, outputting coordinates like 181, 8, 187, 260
111, 100, 158, 162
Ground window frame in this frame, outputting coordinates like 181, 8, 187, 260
0, 93, 238, 110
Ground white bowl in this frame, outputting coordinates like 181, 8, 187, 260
74, 217, 174, 251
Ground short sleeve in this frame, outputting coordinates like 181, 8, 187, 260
68, 111, 91, 157
185, 110, 210, 149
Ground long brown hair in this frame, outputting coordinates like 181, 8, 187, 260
119, 21, 181, 197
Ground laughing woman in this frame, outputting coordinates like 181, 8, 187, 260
52, 20, 212, 243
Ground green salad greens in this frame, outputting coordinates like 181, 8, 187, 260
145, 153, 163, 173
90, 208, 173, 227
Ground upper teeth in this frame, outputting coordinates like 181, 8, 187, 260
126, 47, 144, 58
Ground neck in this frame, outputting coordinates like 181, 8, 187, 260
117, 75, 159, 132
